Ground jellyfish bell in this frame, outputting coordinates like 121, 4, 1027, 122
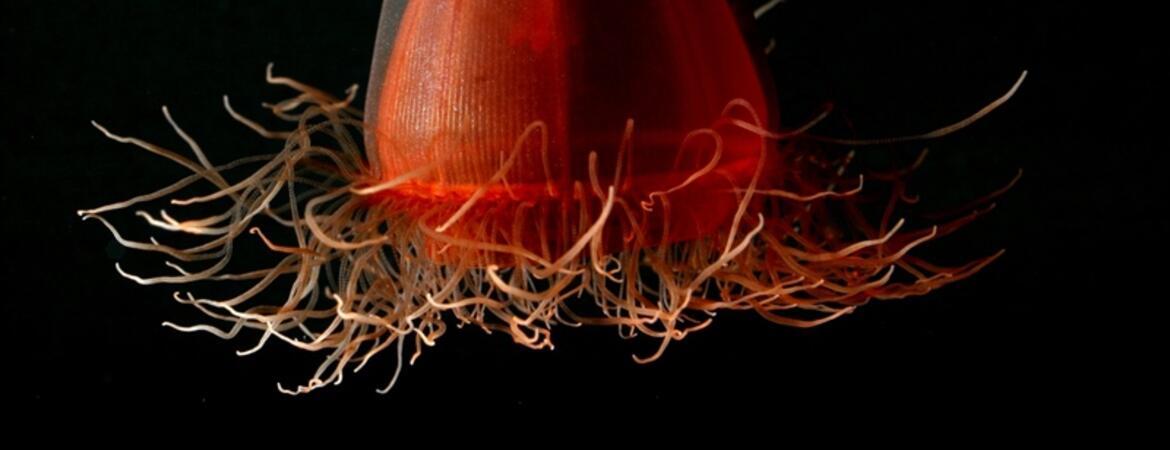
80, 0, 1024, 394
362, 0, 777, 258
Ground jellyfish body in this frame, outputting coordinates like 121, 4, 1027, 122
366, 0, 772, 256
81, 0, 1021, 394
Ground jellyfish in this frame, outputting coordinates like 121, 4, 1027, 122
79, 0, 1024, 394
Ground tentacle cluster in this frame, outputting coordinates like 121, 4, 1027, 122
81, 66, 1022, 394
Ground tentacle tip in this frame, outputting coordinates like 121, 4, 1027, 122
90, 120, 112, 136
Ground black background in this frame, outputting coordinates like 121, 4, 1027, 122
2, 0, 1159, 415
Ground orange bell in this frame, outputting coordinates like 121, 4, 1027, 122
364, 0, 772, 250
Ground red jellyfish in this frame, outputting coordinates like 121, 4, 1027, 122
80, 0, 1025, 394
